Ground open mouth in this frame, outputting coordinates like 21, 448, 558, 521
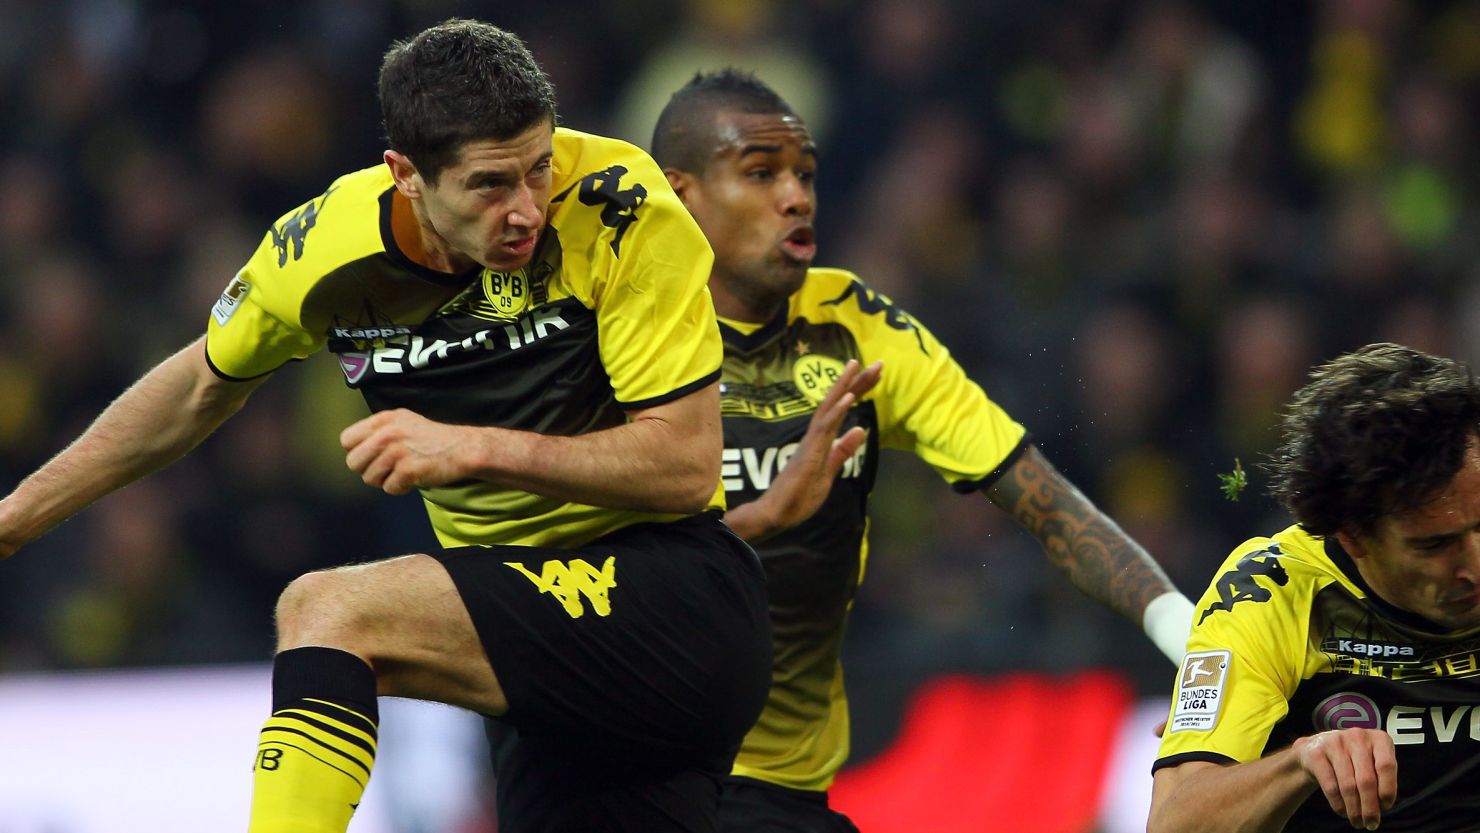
780, 226, 817, 262
501, 234, 538, 257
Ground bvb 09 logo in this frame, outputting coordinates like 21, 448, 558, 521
793, 355, 849, 404
482, 270, 531, 316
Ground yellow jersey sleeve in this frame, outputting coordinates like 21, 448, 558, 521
816, 273, 1025, 488
205, 179, 372, 378
564, 140, 719, 408
204, 242, 323, 379
1157, 538, 1308, 765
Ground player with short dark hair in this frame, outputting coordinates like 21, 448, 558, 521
0, 20, 771, 833
653, 69, 1194, 832
1151, 343, 1480, 832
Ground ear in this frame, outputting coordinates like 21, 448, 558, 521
665, 169, 697, 207
1334, 529, 1370, 561
384, 150, 423, 199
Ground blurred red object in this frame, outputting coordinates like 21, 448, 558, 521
831, 671, 1133, 833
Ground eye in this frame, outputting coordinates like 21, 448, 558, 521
1415, 538, 1453, 554
530, 161, 552, 178
797, 169, 817, 184
746, 167, 774, 181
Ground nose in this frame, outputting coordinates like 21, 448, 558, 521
779, 174, 813, 218
1458, 532, 1480, 585
509, 182, 544, 231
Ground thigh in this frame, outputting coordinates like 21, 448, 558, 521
718, 777, 860, 833
279, 552, 508, 713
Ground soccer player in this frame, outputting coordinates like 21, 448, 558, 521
0, 20, 772, 833
651, 70, 1195, 832
1150, 343, 1480, 832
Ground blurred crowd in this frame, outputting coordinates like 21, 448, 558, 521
3, 0, 1479, 759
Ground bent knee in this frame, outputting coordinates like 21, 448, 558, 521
275, 568, 366, 647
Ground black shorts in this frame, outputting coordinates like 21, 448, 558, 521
433, 512, 772, 833
718, 776, 860, 833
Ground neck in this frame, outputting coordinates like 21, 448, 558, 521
395, 191, 475, 273
709, 273, 788, 324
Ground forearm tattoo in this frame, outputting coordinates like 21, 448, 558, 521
986, 446, 1175, 622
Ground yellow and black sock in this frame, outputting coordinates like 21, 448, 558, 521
248, 646, 379, 833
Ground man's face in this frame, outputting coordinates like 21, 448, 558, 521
1344, 441, 1480, 631
418, 119, 554, 273
681, 110, 817, 306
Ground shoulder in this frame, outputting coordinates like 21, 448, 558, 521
1194, 526, 1346, 633
252, 165, 392, 284
547, 128, 696, 251
792, 268, 897, 319
791, 268, 934, 353
550, 128, 671, 199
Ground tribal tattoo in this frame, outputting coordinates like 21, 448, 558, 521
985, 445, 1176, 623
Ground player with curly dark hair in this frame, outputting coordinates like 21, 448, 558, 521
1153, 342, 1480, 832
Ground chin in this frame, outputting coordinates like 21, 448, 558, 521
484, 252, 532, 273
776, 264, 810, 293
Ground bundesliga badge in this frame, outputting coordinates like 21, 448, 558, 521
1171, 650, 1231, 732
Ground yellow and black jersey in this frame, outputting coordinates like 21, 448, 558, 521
1155, 526, 1480, 831
206, 128, 724, 549
722, 268, 1028, 791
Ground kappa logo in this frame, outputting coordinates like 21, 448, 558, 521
506, 556, 617, 619
1199, 544, 1289, 624
551, 165, 646, 256
271, 185, 337, 267
1324, 638, 1418, 659
822, 280, 928, 355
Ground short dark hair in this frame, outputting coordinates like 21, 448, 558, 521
1268, 343, 1480, 537
651, 69, 797, 173
378, 19, 557, 185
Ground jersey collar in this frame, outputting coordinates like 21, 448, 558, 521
377, 187, 484, 287
718, 305, 790, 355
1323, 536, 1454, 634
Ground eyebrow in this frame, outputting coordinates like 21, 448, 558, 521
1405, 530, 1461, 547
738, 143, 818, 160
464, 152, 554, 187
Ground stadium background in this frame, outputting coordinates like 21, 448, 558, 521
0, 0, 1476, 829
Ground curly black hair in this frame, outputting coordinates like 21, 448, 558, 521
378, 19, 557, 185
1268, 343, 1480, 537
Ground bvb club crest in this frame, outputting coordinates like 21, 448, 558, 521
481, 270, 532, 317
792, 354, 848, 405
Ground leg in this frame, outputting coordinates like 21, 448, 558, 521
274, 553, 506, 712
250, 553, 501, 833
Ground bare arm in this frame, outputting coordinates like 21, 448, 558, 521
0, 336, 267, 557
985, 445, 1179, 627
1149, 729, 1397, 832
726, 360, 882, 542
341, 380, 725, 514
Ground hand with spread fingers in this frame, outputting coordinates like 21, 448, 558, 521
723, 359, 881, 542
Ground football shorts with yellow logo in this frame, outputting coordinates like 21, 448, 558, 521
433, 511, 771, 833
